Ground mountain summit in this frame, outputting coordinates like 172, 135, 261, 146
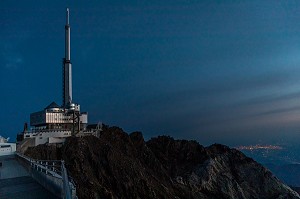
25, 126, 300, 199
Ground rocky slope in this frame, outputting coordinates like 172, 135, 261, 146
25, 126, 300, 199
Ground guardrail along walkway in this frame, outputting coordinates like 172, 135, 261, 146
0, 155, 59, 199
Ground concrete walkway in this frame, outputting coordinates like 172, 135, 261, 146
0, 155, 29, 179
0, 155, 59, 199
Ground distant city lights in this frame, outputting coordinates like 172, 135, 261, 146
236, 145, 283, 150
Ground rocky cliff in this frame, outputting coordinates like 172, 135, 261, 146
25, 126, 300, 199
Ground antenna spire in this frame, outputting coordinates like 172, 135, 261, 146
66, 8, 69, 25
63, 7, 72, 107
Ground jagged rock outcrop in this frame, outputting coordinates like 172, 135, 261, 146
25, 143, 62, 160
25, 126, 300, 199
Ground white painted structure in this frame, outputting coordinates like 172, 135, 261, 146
0, 136, 16, 156
24, 129, 72, 146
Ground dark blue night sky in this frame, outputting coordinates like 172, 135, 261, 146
2, 1, 300, 146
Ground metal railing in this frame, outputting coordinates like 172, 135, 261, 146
27, 129, 72, 133
16, 153, 76, 199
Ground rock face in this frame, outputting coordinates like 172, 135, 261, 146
25, 126, 300, 199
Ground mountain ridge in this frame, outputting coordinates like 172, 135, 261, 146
25, 125, 300, 199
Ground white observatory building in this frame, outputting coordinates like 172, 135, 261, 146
21, 8, 88, 146
0, 136, 16, 156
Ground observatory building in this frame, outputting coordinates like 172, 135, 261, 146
0, 136, 16, 156
20, 8, 88, 146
